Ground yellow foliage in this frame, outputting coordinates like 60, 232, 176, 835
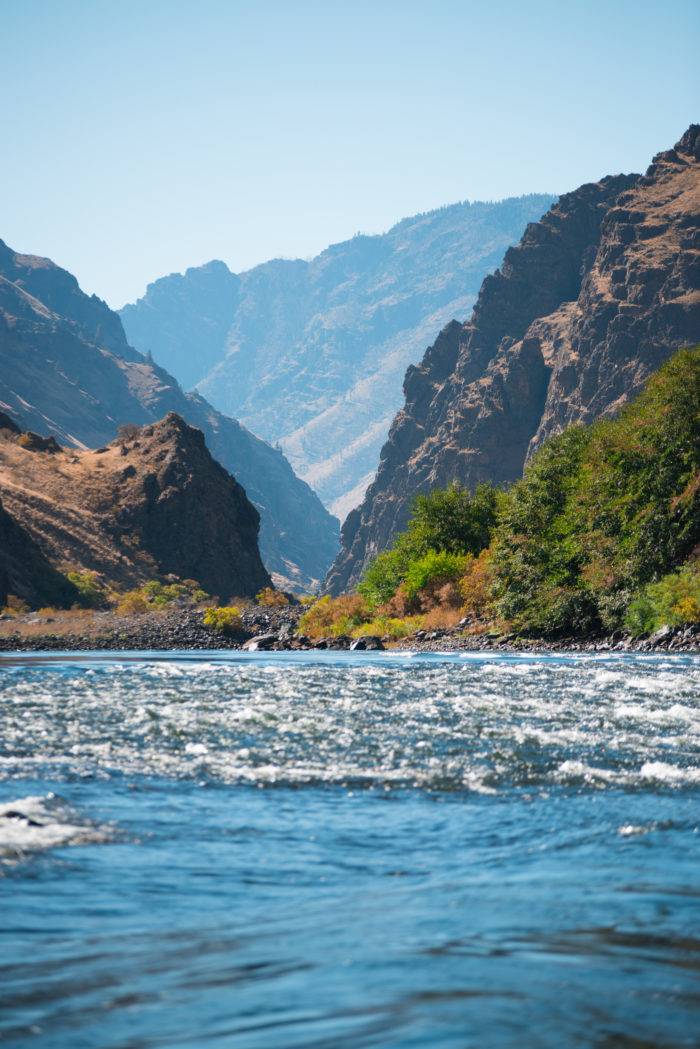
299, 594, 370, 637
672, 595, 700, 622
256, 587, 289, 608
117, 591, 150, 616
352, 616, 422, 639
203, 606, 243, 634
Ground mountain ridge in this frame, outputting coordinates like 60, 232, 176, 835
325, 126, 700, 594
120, 194, 556, 518
0, 239, 339, 590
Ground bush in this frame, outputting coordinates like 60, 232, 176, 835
409, 482, 502, 556
459, 548, 497, 625
299, 594, 371, 638
256, 587, 288, 608
625, 562, 700, 636
142, 579, 209, 607
66, 570, 108, 609
358, 483, 502, 610
117, 591, 150, 616
202, 606, 243, 634
353, 615, 421, 639
358, 547, 410, 609
403, 550, 469, 602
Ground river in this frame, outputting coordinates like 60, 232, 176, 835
1, 650, 698, 1047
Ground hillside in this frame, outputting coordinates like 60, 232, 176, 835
0, 240, 339, 590
0, 413, 271, 603
326, 126, 700, 594
120, 195, 555, 519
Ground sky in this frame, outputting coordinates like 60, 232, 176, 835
2, 0, 698, 307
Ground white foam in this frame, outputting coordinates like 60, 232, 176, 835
0, 795, 110, 861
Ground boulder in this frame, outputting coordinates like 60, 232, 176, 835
350, 636, 384, 651
242, 633, 279, 651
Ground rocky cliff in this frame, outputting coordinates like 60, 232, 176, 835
0, 413, 271, 601
120, 195, 555, 518
0, 241, 339, 589
326, 126, 700, 594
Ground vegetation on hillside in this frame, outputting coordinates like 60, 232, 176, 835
301, 347, 700, 640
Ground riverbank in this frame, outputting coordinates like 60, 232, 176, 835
1, 605, 698, 654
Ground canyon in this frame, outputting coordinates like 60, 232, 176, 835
326, 126, 700, 594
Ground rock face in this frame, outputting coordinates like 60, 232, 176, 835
0, 240, 339, 590
0, 494, 78, 609
119, 195, 555, 519
326, 126, 700, 594
0, 413, 271, 600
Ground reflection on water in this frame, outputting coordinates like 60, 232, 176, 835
0, 650, 699, 1048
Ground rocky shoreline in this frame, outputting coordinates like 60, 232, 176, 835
0, 605, 698, 655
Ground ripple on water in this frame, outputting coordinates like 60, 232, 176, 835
0, 651, 698, 795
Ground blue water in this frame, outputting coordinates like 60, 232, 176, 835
1, 650, 699, 1048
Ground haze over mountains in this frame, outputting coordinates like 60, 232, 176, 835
120, 195, 554, 520
0, 240, 338, 590
326, 126, 700, 594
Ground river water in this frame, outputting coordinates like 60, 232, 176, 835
1, 650, 699, 1048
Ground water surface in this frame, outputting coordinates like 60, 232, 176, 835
1, 650, 699, 1048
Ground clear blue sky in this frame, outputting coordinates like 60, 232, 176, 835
2, 0, 698, 306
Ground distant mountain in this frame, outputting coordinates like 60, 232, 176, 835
0, 240, 339, 590
120, 195, 555, 519
0, 412, 271, 604
325, 126, 700, 594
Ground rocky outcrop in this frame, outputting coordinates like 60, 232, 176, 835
0, 241, 339, 589
120, 195, 555, 518
0, 413, 271, 600
326, 126, 700, 594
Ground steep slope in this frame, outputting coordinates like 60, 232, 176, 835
0, 240, 339, 589
120, 195, 555, 518
0, 413, 271, 600
326, 126, 700, 594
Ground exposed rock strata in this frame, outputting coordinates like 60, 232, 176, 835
326, 126, 700, 594
0, 413, 271, 600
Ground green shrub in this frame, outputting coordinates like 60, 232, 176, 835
66, 570, 108, 609
403, 549, 469, 601
141, 579, 209, 607
409, 482, 502, 556
202, 606, 243, 634
358, 483, 502, 610
625, 562, 700, 635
